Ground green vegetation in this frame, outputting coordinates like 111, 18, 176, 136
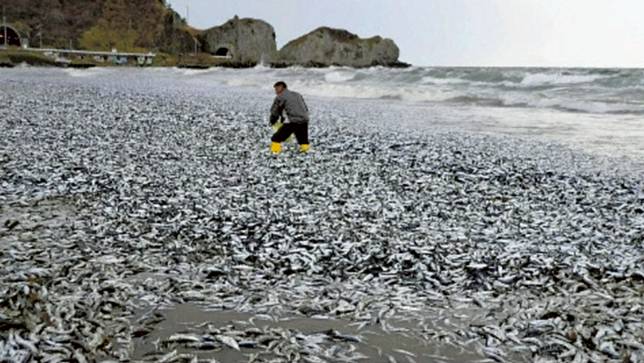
79, 0, 166, 52
69, 58, 98, 68
0, 48, 57, 66
282, 27, 370, 51
0, 53, 12, 67
363, 36, 384, 49
152, 53, 179, 67
3, 0, 193, 53
80, 26, 144, 53
2, 0, 105, 49
0, 49, 265, 68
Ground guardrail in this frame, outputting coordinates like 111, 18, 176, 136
26, 47, 156, 58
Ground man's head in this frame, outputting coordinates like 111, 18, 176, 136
274, 81, 287, 95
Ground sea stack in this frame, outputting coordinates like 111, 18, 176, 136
277, 27, 403, 68
200, 16, 277, 66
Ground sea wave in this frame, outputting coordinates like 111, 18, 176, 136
324, 70, 357, 83
443, 92, 644, 115
59, 65, 644, 116
519, 72, 608, 87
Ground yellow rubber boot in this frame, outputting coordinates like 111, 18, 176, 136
299, 144, 310, 153
271, 142, 282, 154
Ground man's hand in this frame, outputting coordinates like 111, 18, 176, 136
270, 115, 284, 126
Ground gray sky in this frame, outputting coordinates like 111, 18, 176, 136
168, 0, 644, 68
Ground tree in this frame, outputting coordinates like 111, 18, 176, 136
79, 0, 143, 51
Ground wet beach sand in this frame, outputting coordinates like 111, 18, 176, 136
1, 68, 643, 363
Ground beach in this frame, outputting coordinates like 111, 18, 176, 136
1, 67, 643, 362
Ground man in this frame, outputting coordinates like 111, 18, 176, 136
269, 81, 310, 154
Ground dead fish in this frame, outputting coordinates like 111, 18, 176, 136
216, 335, 240, 351
164, 334, 201, 344
2, 67, 643, 363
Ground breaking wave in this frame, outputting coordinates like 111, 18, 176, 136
519, 72, 607, 87
202, 66, 644, 115
66, 65, 644, 115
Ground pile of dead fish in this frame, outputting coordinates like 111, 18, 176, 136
0, 68, 643, 363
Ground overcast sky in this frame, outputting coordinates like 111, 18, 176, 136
167, 0, 644, 68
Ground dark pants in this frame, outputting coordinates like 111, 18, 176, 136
271, 122, 309, 145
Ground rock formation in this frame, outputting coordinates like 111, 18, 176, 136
200, 16, 277, 66
156, 10, 199, 55
277, 27, 403, 68
3, 0, 407, 68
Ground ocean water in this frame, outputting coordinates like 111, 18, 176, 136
17, 65, 644, 165
165, 65, 644, 114
165, 65, 644, 164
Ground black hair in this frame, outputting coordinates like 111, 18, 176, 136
273, 81, 288, 89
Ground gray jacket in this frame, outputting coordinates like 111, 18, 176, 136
270, 90, 309, 124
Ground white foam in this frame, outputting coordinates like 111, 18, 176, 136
520, 72, 606, 87
420, 76, 466, 85
175, 67, 216, 77
62, 67, 108, 77
494, 92, 644, 114
253, 63, 271, 71
129, 66, 643, 116
291, 82, 446, 103
324, 70, 356, 83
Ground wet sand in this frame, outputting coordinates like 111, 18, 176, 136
132, 303, 493, 363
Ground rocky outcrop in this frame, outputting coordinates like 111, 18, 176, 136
156, 9, 199, 54
5, 0, 409, 68
277, 27, 403, 68
200, 16, 277, 66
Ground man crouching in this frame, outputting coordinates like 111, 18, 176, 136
269, 81, 310, 154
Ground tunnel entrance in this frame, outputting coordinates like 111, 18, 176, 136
0, 26, 22, 47
214, 47, 230, 57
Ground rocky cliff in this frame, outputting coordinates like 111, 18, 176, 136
200, 16, 277, 65
277, 27, 403, 68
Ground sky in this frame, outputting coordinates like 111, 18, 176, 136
167, 0, 644, 68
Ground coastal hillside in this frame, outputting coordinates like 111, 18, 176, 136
3, 0, 193, 53
2, 0, 405, 68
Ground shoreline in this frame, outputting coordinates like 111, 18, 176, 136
3, 66, 642, 168
0, 48, 411, 70
5, 49, 643, 70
